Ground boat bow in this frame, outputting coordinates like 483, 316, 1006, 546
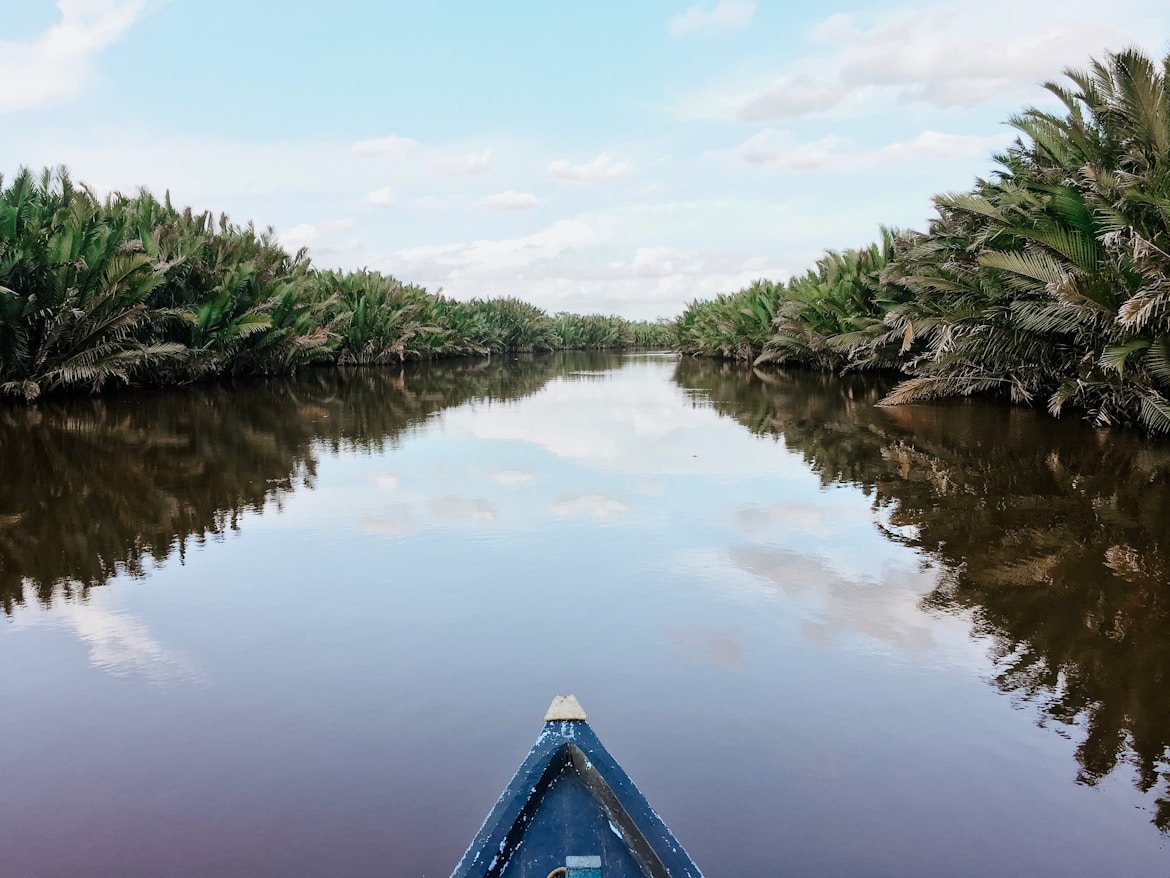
451, 696, 704, 878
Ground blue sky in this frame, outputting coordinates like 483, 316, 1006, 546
3, 1, 1168, 318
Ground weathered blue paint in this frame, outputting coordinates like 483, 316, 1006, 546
450, 715, 705, 878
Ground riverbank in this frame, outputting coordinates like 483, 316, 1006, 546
0, 168, 672, 402
6, 47, 1169, 432
677, 47, 1170, 434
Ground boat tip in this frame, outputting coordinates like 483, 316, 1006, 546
544, 694, 587, 722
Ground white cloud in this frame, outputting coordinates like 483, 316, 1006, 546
372, 214, 785, 319
351, 133, 418, 159
808, 12, 857, 44
877, 130, 1013, 160
277, 218, 359, 254
433, 148, 493, 177
363, 185, 395, 207
0, 0, 149, 114
388, 218, 599, 277
548, 152, 635, 182
737, 76, 848, 121
669, 0, 756, 36
834, 12, 1135, 107
740, 130, 845, 170
3, 130, 370, 207
480, 190, 544, 210
414, 193, 467, 210
736, 128, 1010, 171
679, 2, 1155, 122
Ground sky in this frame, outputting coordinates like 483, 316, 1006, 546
2, 1, 1168, 319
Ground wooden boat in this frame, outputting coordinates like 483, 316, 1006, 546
451, 696, 705, 878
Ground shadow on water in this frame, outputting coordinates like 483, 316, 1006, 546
674, 356, 1170, 833
0, 351, 622, 614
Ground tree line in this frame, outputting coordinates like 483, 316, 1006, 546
677, 48, 1170, 433
0, 170, 672, 401
7, 47, 1170, 431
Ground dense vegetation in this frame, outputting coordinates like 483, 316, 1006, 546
0, 170, 672, 401
8, 47, 1170, 429
677, 48, 1170, 432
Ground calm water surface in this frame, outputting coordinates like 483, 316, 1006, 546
2, 352, 1168, 876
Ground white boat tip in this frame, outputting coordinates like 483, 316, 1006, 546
544, 694, 587, 722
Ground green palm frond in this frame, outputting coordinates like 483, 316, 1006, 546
978, 250, 1071, 290
1009, 226, 1101, 274
1100, 338, 1151, 374
879, 375, 1010, 406
935, 192, 1007, 223
1139, 392, 1170, 433
1145, 335, 1170, 385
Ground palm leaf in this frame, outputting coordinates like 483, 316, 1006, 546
1146, 335, 1170, 385
1139, 392, 1170, 433
979, 250, 1071, 289
1100, 338, 1151, 374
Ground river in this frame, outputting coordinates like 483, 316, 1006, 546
1, 352, 1167, 876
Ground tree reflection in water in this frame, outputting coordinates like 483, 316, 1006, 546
0, 354, 622, 614
674, 357, 1170, 832
6, 352, 1168, 837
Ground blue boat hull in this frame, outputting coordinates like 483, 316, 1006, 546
451, 701, 704, 878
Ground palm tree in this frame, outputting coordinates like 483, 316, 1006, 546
757, 230, 905, 371
675, 279, 783, 360
881, 47, 1170, 431
0, 167, 184, 400
322, 269, 439, 364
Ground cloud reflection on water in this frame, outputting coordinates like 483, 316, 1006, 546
440, 365, 811, 478
667, 626, 745, 669
10, 591, 199, 684
549, 492, 632, 522
488, 468, 537, 486
363, 505, 419, 536
733, 501, 854, 539
680, 539, 963, 660
730, 543, 943, 654
430, 496, 498, 524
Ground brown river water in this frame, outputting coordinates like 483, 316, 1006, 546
1, 351, 1168, 876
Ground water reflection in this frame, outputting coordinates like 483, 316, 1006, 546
5, 352, 1170, 876
10, 598, 199, 683
0, 354, 610, 613
674, 357, 1170, 831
